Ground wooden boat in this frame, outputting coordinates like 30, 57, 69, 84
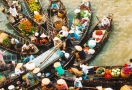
12, 14, 53, 47
81, 13, 113, 64
47, 0, 69, 38
0, 30, 39, 54
1, 0, 53, 48
22, 0, 49, 30
69, 13, 113, 66
69, 1, 92, 46
25, 47, 75, 90
61, 65, 132, 90
0, 45, 75, 89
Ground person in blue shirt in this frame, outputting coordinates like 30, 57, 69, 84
74, 78, 83, 90
68, 29, 79, 41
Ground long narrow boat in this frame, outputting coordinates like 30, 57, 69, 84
0, 46, 75, 89
25, 47, 75, 90
22, 0, 49, 30
81, 13, 113, 64
70, 13, 113, 66
0, 30, 39, 54
1, 0, 53, 48
61, 65, 132, 90
47, 0, 69, 38
69, 1, 92, 46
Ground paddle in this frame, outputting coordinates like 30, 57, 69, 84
38, 42, 62, 68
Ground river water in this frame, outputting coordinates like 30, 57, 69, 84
0, 0, 132, 66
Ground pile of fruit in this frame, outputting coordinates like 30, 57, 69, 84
28, 2, 40, 12
34, 14, 42, 22
18, 18, 36, 36
111, 68, 121, 77
96, 67, 105, 76
104, 69, 112, 79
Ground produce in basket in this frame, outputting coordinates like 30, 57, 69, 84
111, 68, 120, 77
104, 69, 112, 79
96, 67, 105, 76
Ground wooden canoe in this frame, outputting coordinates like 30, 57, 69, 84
25, 47, 75, 90
47, 0, 69, 38
22, 0, 49, 30
69, 1, 92, 46
61, 65, 132, 90
81, 13, 113, 64
0, 30, 39, 54
1, 1, 53, 48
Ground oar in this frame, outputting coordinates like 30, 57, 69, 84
38, 42, 62, 68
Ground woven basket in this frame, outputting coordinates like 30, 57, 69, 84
111, 68, 121, 78
96, 67, 105, 77
121, 68, 130, 78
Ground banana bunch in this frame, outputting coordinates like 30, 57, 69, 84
29, 2, 40, 12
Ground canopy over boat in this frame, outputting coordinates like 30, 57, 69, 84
28, 47, 63, 70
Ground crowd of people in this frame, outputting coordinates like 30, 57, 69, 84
0, 0, 126, 90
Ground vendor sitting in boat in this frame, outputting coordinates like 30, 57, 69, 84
15, 63, 24, 75
50, 1, 61, 15
68, 29, 79, 41
74, 45, 86, 62
74, 78, 83, 90
22, 41, 35, 53
39, 33, 49, 45
53, 37, 63, 49
41, 78, 55, 90
25, 62, 40, 86
55, 79, 68, 90
101, 16, 110, 29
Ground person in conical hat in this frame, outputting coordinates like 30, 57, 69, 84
56, 79, 68, 90
74, 9, 81, 19
59, 26, 69, 39
74, 45, 86, 61
53, 37, 62, 49
32, 68, 41, 82
25, 62, 36, 86
26, 62, 35, 71
34, 11, 39, 15
68, 28, 79, 41
53, 62, 65, 76
15, 63, 24, 75
41, 78, 54, 90
8, 85, 15, 90
40, 33, 49, 44
74, 78, 83, 90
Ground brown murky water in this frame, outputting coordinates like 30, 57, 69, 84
1, 0, 132, 65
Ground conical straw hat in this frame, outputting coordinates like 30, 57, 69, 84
42, 78, 50, 85
16, 63, 23, 69
57, 79, 65, 84
26, 62, 35, 70
62, 26, 68, 31
74, 9, 80, 13
32, 68, 40, 74
53, 37, 60, 41
34, 11, 39, 15
74, 45, 82, 51
8, 85, 15, 90
53, 62, 61, 68
40, 33, 47, 38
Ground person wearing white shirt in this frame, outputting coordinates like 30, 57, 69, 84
22, 42, 35, 53
15, 63, 24, 75
80, 63, 94, 75
9, 3, 18, 23
101, 16, 110, 28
